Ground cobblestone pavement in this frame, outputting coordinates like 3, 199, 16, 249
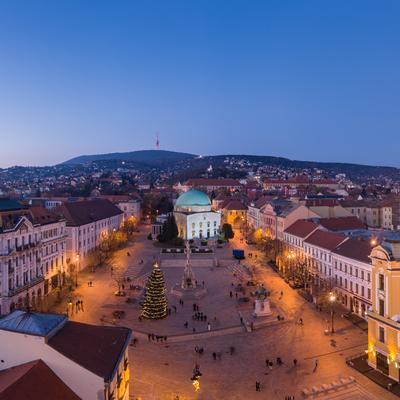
51, 227, 397, 400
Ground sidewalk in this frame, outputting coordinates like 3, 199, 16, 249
347, 354, 400, 397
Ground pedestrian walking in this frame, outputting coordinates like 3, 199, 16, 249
265, 359, 269, 368
313, 359, 319, 372
293, 359, 297, 367
207, 322, 211, 331
212, 352, 217, 361
255, 381, 261, 392
230, 291, 233, 298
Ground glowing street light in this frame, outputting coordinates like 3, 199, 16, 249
329, 292, 336, 333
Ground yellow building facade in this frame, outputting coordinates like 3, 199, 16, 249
368, 239, 400, 381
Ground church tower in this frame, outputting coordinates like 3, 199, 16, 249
368, 239, 400, 381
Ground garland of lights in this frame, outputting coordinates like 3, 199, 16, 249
141, 263, 168, 319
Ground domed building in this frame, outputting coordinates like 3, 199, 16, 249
174, 189, 221, 240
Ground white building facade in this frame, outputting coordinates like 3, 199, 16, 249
60, 200, 123, 270
0, 206, 66, 315
174, 189, 221, 240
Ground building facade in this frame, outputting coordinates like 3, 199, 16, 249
59, 199, 123, 271
0, 202, 66, 315
174, 189, 221, 240
368, 239, 400, 381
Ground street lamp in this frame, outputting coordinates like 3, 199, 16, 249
329, 292, 336, 333
75, 254, 80, 288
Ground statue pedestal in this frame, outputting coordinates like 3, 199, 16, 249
253, 298, 272, 317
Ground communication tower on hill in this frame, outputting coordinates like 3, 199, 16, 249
156, 133, 160, 150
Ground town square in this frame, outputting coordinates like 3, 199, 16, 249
1, 2, 400, 399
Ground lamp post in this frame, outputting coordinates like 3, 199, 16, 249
75, 254, 79, 288
329, 292, 336, 333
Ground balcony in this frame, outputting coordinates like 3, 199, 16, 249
8, 276, 44, 297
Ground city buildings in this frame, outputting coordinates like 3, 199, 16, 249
0, 310, 132, 399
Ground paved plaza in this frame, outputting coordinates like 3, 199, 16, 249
51, 228, 397, 400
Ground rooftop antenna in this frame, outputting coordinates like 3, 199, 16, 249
155, 133, 160, 150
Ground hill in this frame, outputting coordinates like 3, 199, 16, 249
62, 150, 197, 167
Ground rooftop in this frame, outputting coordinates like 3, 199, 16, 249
284, 220, 320, 238
0, 311, 66, 337
48, 321, 131, 381
222, 199, 247, 211
175, 189, 211, 207
58, 199, 123, 226
304, 229, 347, 250
332, 238, 372, 264
0, 198, 25, 212
318, 216, 365, 231
186, 178, 241, 187
0, 360, 80, 400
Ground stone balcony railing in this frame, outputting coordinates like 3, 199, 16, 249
8, 276, 45, 297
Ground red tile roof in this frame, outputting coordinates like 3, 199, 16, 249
186, 178, 241, 187
29, 206, 64, 225
319, 216, 364, 231
306, 198, 339, 207
304, 230, 347, 250
222, 200, 248, 211
284, 220, 320, 238
48, 321, 131, 381
0, 360, 80, 400
58, 199, 123, 226
332, 239, 372, 264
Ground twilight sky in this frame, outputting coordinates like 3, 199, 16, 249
0, 1, 399, 167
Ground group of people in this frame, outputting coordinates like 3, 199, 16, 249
265, 357, 298, 370
68, 299, 84, 316
147, 333, 168, 343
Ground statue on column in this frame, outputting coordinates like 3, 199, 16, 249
181, 241, 197, 289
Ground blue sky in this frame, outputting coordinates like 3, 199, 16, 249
0, 1, 399, 167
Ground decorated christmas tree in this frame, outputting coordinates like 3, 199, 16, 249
141, 262, 168, 319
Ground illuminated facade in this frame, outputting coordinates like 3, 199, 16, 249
174, 189, 220, 240
368, 239, 400, 380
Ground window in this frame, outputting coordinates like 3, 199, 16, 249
379, 274, 384, 291
379, 326, 385, 343
379, 299, 385, 316
368, 288, 371, 299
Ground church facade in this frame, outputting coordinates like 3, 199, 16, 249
174, 189, 221, 240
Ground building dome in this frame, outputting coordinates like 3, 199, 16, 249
174, 189, 211, 213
